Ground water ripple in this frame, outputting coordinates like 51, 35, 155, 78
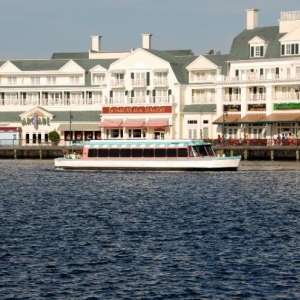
0, 160, 300, 299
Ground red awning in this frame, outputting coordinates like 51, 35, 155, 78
143, 118, 169, 128
98, 118, 123, 128
121, 118, 146, 128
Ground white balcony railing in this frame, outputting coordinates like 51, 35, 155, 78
131, 79, 147, 87
191, 96, 216, 104
153, 78, 168, 87
128, 97, 147, 104
110, 79, 125, 87
248, 94, 266, 102
223, 94, 241, 103
149, 96, 171, 104
274, 93, 300, 102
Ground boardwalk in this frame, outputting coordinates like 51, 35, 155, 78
0, 141, 300, 160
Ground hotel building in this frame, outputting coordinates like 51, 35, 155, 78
0, 8, 300, 145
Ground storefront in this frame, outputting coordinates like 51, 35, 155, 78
99, 105, 172, 140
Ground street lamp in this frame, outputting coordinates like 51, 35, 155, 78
222, 106, 228, 139
69, 110, 73, 143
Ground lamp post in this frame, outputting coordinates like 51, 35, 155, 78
69, 110, 73, 144
222, 106, 228, 139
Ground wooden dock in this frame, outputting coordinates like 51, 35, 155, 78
0, 144, 300, 160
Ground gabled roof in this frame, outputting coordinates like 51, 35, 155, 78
202, 54, 229, 75
228, 26, 288, 61
0, 110, 102, 123
9, 60, 68, 71
51, 52, 89, 59
144, 49, 197, 84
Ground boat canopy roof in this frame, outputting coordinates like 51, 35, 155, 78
86, 139, 211, 148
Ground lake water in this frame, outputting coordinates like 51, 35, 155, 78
1, 159, 300, 299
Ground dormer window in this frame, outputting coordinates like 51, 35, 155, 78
248, 37, 266, 58
281, 43, 299, 56
250, 45, 264, 58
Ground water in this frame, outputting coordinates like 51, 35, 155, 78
1, 160, 300, 299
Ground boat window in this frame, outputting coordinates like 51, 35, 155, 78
109, 149, 120, 157
144, 148, 154, 157
120, 148, 131, 157
178, 148, 188, 157
155, 148, 166, 157
98, 148, 109, 157
167, 148, 177, 157
132, 148, 143, 157
88, 149, 98, 157
205, 145, 215, 156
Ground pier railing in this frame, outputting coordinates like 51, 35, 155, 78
1, 138, 300, 147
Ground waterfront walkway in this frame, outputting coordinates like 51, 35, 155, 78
1, 139, 300, 160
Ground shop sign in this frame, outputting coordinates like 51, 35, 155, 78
274, 103, 300, 110
102, 106, 172, 114
21, 117, 50, 126
248, 104, 266, 111
223, 105, 241, 112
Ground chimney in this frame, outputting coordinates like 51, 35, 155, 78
246, 9, 259, 30
142, 34, 152, 49
91, 35, 102, 52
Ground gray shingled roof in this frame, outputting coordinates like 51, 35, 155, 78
227, 26, 294, 61
52, 110, 102, 122
144, 49, 197, 84
202, 54, 229, 76
0, 58, 117, 87
51, 52, 89, 59
0, 110, 102, 122
183, 104, 216, 113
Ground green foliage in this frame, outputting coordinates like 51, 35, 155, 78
48, 130, 60, 141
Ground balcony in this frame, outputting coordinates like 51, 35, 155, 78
223, 94, 241, 104
190, 74, 217, 83
191, 96, 216, 104
149, 96, 171, 104
110, 79, 125, 88
274, 93, 300, 103
131, 79, 147, 88
153, 78, 168, 87
127, 97, 147, 104
248, 94, 266, 102
107, 97, 125, 105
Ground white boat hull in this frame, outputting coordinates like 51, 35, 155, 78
54, 156, 241, 171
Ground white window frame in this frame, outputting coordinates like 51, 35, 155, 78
250, 44, 264, 58
70, 76, 80, 85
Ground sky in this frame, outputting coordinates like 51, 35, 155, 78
0, 0, 300, 60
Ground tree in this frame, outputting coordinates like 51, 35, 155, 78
48, 130, 60, 142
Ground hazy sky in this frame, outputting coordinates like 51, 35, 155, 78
0, 0, 299, 60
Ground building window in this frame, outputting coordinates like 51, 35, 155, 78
93, 74, 105, 85
187, 120, 197, 124
47, 76, 56, 85
7, 76, 17, 85
250, 45, 264, 57
281, 43, 299, 56
31, 77, 40, 85
70, 76, 80, 85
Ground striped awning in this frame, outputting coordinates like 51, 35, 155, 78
98, 118, 123, 128
57, 123, 100, 131
143, 118, 169, 128
121, 118, 146, 128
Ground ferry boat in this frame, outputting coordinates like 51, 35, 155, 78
54, 139, 241, 171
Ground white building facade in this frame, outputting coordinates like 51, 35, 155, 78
0, 8, 300, 145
